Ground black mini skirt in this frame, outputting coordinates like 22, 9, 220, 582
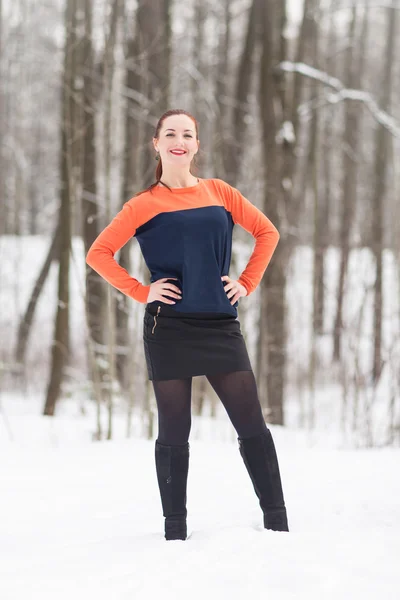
143, 303, 253, 381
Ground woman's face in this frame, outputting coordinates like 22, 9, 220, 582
153, 114, 199, 167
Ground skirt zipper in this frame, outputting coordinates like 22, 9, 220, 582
152, 305, 161, 334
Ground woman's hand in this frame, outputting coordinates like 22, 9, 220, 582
221, 276, 247, 305
147, 278, 182, 304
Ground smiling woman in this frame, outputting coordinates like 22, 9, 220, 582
85, 108, 288, 542
145, 110, 201, 191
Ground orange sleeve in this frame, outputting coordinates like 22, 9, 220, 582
86, 200, 150, 303
221, 181, 280, 295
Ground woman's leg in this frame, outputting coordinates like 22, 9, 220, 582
205, 369, 266, 438
152, 377, 192, 445
152, 377, 192, 540
205, 370, 289, 531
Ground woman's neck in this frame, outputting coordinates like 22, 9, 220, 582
158, 169, 199, 188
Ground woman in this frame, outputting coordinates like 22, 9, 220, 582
86, 109, 289, 541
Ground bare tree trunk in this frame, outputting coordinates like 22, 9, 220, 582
333, 3, 366, 360
190, 0, 207, 173
307, 0, 321, 336
137, 0, 171, 188
388, 66, 400, 445
371, 4, 396, 382
0, 4, 12, 234
43, 0, 77, 416
102, 0, 122, 440
258, 0, 287, 425
268, 0, 317, 426
28, 122, 42, 235
281, 0, 314, 217
81, 0, 108, 439
82, 0, 102, 353
319, 0, 338, 336
308, 0, 321, 430
227, 0, 261, 186
213, 0, 231, 180
117, 13, 143, 393
0, 0, 4, 228
103, 0, 120, 226
15, 222, 61, 368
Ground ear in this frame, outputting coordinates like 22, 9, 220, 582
153, 138, 158, 152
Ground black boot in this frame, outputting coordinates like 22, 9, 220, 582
239, 429, 289, 532
155, 440, 189, 540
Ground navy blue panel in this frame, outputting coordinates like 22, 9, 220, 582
135, 205, 238, 315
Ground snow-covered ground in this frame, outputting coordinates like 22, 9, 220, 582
1, 396, 399, 600
0, 235, 399, 598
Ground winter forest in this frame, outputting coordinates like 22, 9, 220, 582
1, 0, 399, 445
1, 0, 400, 597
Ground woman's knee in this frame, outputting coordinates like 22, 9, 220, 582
157, 411, 191, 445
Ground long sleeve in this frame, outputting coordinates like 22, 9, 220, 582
86, 200, 150, 303
221, 181, 280, 295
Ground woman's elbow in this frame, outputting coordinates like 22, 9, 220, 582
86, 250, 92, 267
86, 244, 113, 269
86, 245, 97, 268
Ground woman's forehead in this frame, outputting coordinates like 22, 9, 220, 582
161, 114, 196, 132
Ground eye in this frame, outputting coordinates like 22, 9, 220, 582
166, 133, 174, 137
184, 135, 193, 138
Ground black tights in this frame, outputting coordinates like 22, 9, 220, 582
152, 370, 268, 446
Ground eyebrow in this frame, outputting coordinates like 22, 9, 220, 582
165, 128, 194, 133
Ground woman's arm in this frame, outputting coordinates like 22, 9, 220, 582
220, 181, 280, 295
86, 201, 150, 303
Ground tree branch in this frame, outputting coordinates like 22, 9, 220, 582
277, 61, 400, 138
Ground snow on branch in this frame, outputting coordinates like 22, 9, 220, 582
278, 61, 400, 139
333, 1, 400, 11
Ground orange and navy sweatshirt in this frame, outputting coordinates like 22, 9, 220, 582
86, 178, 280, 317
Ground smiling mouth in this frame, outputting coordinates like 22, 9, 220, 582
170, 150, 187, 155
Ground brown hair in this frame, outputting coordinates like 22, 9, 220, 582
135, 109, 199, 196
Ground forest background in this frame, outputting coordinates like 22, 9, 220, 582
0, 0, 399, 447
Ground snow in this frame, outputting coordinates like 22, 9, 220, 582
1, 395, 399, 600
0, 234, 399, 598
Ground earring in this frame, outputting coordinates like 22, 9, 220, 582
155, 152, 160, 161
